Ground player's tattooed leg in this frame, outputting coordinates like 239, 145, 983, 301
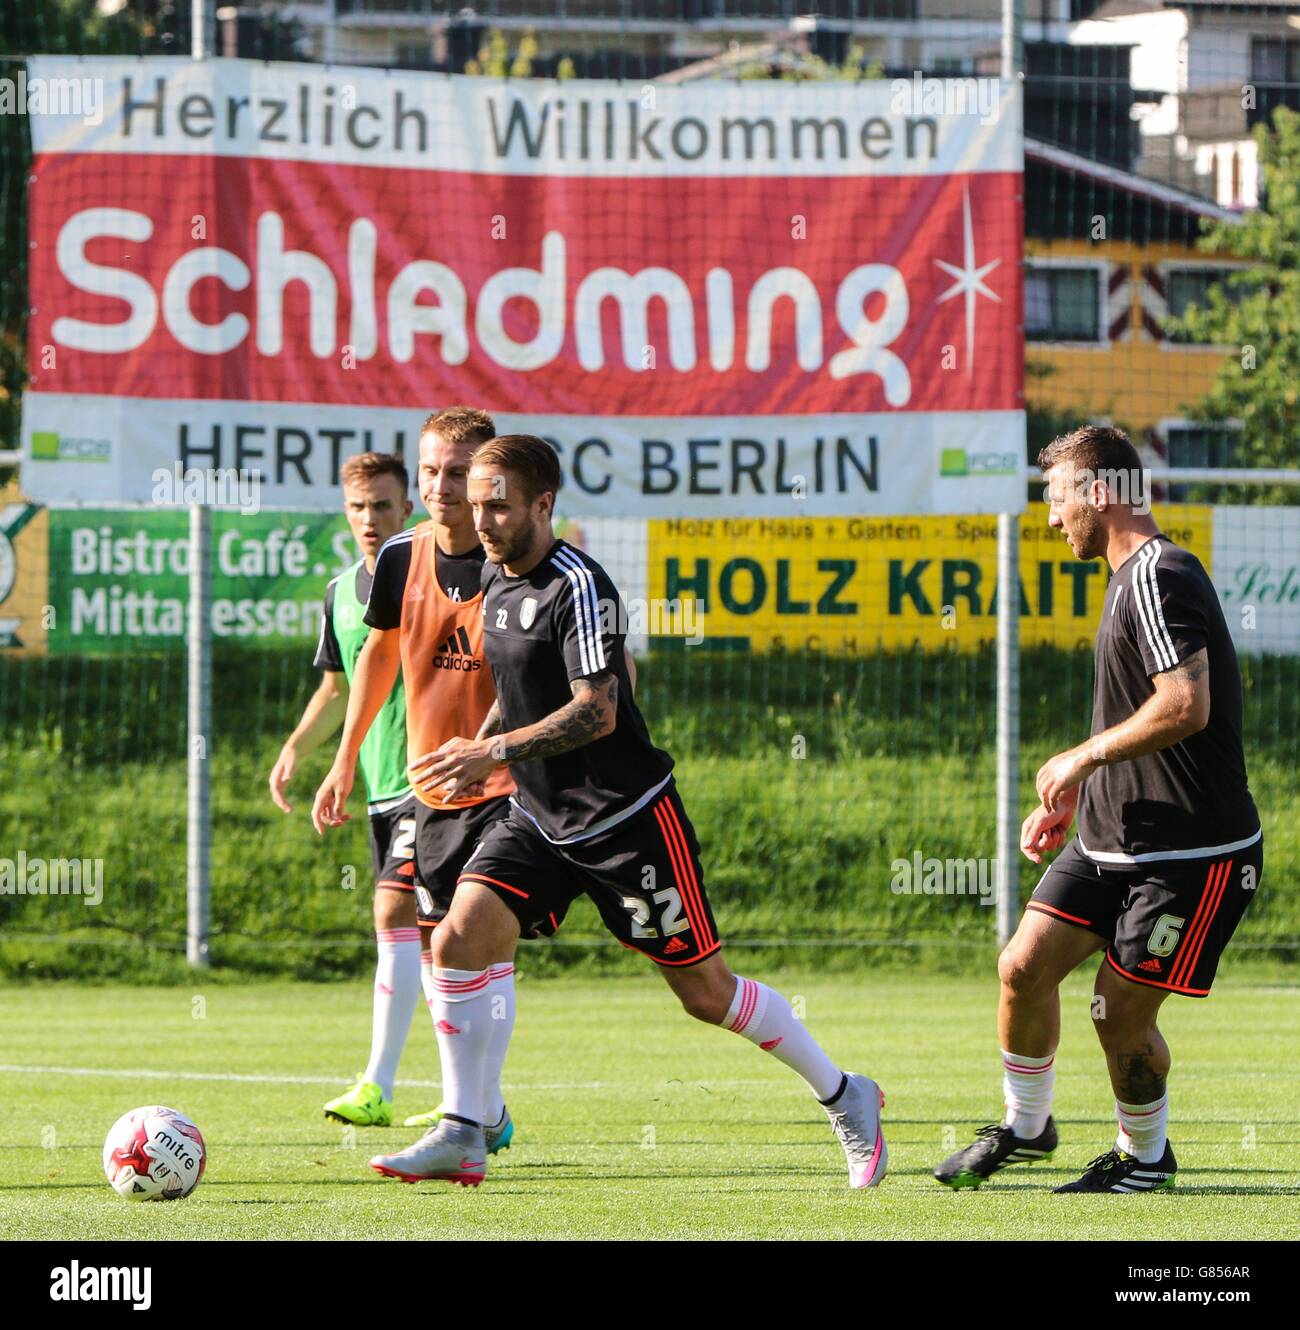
1115, 1047, 1167, 1104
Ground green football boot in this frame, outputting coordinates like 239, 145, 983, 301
324, 1076, 393, 1127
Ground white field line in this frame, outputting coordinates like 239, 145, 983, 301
0, 1063, 584, 1091
0, 1063, 762, 1091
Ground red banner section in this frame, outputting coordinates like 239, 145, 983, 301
31, 157, 1022, 417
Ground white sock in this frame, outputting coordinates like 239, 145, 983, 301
1001, 1048, 1055, 1139
362, 928, 422, 1100
1116, 1096, 1169, 1164
723, 976, 844, 1102
419, 946, 435, 1012
430, 966, 495, 1126
481, 964, 516, 1126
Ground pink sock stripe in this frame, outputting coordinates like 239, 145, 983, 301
726, 980, 747, 1031
432, 972, 492, 994
376, 928, 422, 943
1002, 1057, 1054, 1074
488, 964, 515, 979
728, 978, 758, 1033
420, 951, 433, 963
1118, 1100, 1168, 1117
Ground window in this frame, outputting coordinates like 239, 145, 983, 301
1165, 266, 1242, 344
1167, 423, 1241, 469
1164, 422, 1244, 500
1251, 38, 1300, 85
1025, 265, 1102, 342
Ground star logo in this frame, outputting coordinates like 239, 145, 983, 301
933, 184, 1003, 377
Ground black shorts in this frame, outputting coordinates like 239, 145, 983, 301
369, 797, 419, 895
409, 795, 511, 926
1028, 834, 1262, 997
458, 780, 722, 966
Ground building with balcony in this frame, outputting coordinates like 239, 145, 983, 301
1071, 0, 1300, 209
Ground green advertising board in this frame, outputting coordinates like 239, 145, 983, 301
47, 510, 366, 654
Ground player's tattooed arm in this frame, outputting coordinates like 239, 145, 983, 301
1037, 649, 1211, 812
414, 674, 618, 799
474, 699, 503, 741
498, 673, 618, 764
1168, 648, 1210, 687
1088, 647, 1211, 766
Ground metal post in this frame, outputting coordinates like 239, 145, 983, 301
192, 0, 206, 61
323, 0, 338, 66
995, 0, 1025, 947
1002, 0, 1023, 83
995, 513, 1021, 948
187, 504, 212, 968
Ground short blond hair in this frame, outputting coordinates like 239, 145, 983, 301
420, 407, 495, 448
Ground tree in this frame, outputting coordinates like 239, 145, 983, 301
1167, 107, 1300, 484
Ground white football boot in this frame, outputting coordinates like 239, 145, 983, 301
369, 1116, 487, 1187
824, 1072, 888, 1188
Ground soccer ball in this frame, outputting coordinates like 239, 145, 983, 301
103, 1106, 207, 1201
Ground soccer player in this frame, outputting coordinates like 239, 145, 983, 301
934, 426, 1262, 1193
312, 408, 530, 1153
368, 434, 886, 1190
268, 451, 425, 1128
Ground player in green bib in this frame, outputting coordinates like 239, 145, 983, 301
326, 562, 409, 808
269, 452, 437, 1127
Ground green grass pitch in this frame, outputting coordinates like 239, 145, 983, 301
2, 972, 1297, 1241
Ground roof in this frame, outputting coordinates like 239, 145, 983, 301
1026, 137, 1241, 225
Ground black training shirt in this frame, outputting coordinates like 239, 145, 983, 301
1076, 535, 1259, 863
480, 539, 673, 843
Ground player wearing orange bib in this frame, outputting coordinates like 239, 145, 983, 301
312, 408, 531, 1150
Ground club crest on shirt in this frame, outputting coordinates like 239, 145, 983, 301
520, 596, 538, 630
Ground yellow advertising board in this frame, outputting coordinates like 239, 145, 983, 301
647, 506, 1213, 651
0, 482, 49, 655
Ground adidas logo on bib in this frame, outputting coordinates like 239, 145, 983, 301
433, 626, 482, 672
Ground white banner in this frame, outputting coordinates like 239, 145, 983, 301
1214, 506, 1300, 655
21, 395, 1024, 518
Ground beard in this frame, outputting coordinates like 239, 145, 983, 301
481, 526, 532, 564
1068, 506, 1105, 560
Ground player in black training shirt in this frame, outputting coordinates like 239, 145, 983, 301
935, 427, 1262, 1195
368, 435, 888, 1192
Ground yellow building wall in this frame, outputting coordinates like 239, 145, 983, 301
1024, 238, 1233, 443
